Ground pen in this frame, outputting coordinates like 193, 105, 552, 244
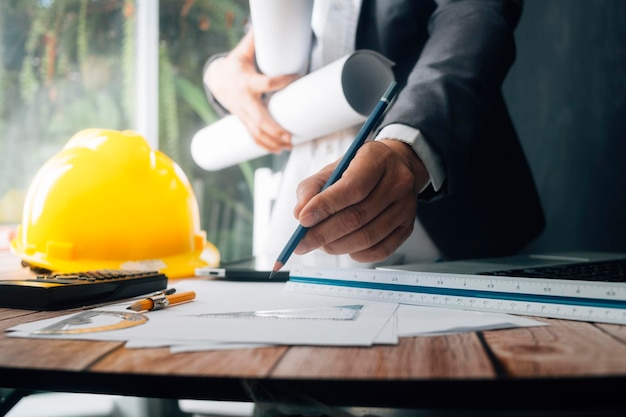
270, 81, 400, 278
126, 289, 196, 311
195, 267, 290, 282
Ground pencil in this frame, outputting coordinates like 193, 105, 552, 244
127, 290, 196, 311
270, 81, 400, 278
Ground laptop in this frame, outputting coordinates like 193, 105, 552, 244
385, 251, 626, 282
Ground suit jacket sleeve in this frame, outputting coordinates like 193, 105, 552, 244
358, 0, 544, 258
375, 0, 523, 196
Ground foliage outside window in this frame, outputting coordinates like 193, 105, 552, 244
0, 0, 256, 263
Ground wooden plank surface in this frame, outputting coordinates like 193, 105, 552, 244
90, 345, 288, 377
0, 337, 122, 371
596, 322, 626, 342
0, 310, 123, 370
482, 317, 626, 377
0, 307, 36, 320
271, 333, 495, 379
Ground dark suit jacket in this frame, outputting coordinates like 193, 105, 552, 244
356, 0, 544, 259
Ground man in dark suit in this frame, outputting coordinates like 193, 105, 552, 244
204, 0, 544, 266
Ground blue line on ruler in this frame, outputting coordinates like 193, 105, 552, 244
288, 277, 626, 310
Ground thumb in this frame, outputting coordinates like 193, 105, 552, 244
233, 30, 255, 60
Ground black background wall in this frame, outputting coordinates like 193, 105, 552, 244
503, 0, 626, 254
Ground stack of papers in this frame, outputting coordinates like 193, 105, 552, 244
6, 280, 545, 351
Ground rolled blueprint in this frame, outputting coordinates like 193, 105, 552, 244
191, 50, 395, 171
249, 0, 314, 76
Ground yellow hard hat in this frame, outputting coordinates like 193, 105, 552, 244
11, 129, 219, 278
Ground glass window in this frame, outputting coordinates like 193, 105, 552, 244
0, 0, 136, 245
158, 0, 258, 263
1, 0, 258, 263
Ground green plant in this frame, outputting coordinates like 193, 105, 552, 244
158, 0, 261, 262
0, 0, 133, 223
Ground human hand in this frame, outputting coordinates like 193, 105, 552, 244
204, 30, 300, 153
292, 140, 430, 262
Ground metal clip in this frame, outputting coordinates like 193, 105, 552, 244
147, 294, 170, 310
142, 287, 176, 310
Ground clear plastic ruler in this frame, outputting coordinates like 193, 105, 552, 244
34, 310, 148, 334
177, 304, 363, 320
285, 266, 626, 325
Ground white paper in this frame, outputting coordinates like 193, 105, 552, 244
161, 305, 542, 351
124, 339, 274, 352
6, 281, 545, 351
126, 310, 397, 352
7, 280, 398, 347
396, 304, 546, 337
169, 342, 273, 353
191, 50, 394, 171
249, 0, 314, 76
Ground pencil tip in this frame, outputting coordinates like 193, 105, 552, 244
270, 261, 284, 279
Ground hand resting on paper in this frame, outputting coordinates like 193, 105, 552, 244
204, 30, 299, 153
292, 140, 430, 262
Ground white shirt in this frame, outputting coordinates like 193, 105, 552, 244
261, 0, 442, 269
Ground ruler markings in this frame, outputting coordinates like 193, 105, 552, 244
286, 266, 626, 324
288, 277, 626, 309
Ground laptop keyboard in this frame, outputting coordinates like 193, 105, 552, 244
479, 258, 626, 282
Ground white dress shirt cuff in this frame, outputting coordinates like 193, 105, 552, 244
375, 124, 445, 193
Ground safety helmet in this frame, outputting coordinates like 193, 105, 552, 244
11, 129, 219, 278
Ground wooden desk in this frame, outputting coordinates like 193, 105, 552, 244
1, 252, 626, 414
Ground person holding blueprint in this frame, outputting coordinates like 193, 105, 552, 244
202, 0, 544, 269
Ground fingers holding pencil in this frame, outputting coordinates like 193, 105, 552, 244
270, 81, 399, 276
293, 140, 421, 261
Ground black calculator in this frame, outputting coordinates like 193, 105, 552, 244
0, 270, 168, 310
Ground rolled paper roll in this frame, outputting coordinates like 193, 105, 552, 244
191, 50, 395, 171
249, 0, 314, 76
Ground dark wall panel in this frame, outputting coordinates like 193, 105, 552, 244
504, 0, 626, 253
